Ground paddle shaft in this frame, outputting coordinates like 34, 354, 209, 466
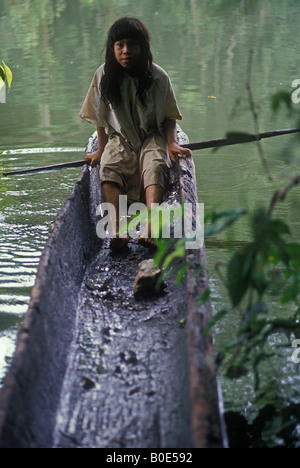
181, 127, 300, 151
2, 159, 88, 176
2, 127, 300, 176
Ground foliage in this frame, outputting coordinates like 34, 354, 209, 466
225, 398, 300, 448
153, 196, 300, 447
271, 90, 293, 113
204, 207, 247, 237
151, 205, 246, 287
0, 61, 13, 92
210, 86, 300, 446
212, 206, 300, 380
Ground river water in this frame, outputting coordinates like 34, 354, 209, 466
1, 0, 300, 436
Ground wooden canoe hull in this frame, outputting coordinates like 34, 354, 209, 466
0, 128, 225, 448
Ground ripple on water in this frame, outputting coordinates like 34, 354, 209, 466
0, 154, 79, 388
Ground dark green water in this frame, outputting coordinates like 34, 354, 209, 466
1, 0, 300, 426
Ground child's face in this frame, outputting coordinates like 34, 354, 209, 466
114, 38, 141, 70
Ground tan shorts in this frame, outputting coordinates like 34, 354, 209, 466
100, 133, 170, 203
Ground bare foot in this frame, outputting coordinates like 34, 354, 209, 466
110, 236, 130, 251
137, 236, 157, 249
137, 218, 157, 249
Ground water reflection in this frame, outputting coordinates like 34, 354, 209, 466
0, 158, 81, 380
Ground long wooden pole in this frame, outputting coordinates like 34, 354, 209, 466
181, 127, 300, 151
2, 127, 300, 176
2, 160, 88, 176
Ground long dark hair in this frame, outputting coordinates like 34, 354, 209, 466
101, 17, 153, 107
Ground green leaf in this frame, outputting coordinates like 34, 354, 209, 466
249, 318, 268, 334
175, 264, 188, 285
161, 240, 185, 270
251, 252, 269, 297
271, 90, 292, 112
205, 207, 246, 237
226, 364, 248, 379
203, 308, 228, 335
270, 219, 291, 236
198, 288, 210, 307
0, 66, 4, 92
1, 61, 13, 89
248, 301, 268, 322
286, 243, 300, 268
227, 247, 254, 307
281, 280, 299, 304
268, 245, 281, 265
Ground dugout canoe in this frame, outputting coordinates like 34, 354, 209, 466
0, 127, 226, 448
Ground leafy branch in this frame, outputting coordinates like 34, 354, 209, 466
268, 175, 300, 217
151, 49, 300, 447
212, 202, 300, 374
246, 50, 271, 179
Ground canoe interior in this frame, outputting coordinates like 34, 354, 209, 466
0, 127, 225, 448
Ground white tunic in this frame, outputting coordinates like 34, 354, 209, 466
80, 63, 182, 151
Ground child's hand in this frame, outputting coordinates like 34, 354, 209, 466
168, 142, 192, 162
84, 150, 101, 167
